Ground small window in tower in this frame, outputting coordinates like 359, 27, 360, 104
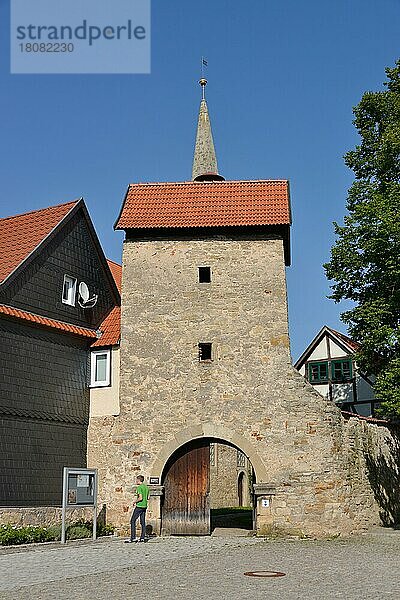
198, 342, 212, 361
198, 266, 211, 283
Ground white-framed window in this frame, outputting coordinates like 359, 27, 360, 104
62, 275, 77, 306
90, 349, 111, 387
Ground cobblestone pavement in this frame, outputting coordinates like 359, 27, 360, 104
1, 529, 399, 600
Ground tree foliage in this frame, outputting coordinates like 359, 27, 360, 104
324, 60, 400, 418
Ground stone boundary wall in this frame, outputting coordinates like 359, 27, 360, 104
342, 416, 400, 529
0, 506, 95, 527
87, 412, 400, 538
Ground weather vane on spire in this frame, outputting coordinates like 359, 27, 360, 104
199, 57, 208, 100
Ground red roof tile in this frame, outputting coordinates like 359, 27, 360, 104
0, 200, 78, 283
91, 260, 122, 347
91, 306, 121, 347
341, 411, 388, 424
115, 180, 291, 230
0, 303, 97, 339
106, 259, 122, 291
329, 328, 360, 352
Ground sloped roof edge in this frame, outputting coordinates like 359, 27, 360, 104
0, 303, 98, 339
294, 325, 359, 369
0, 199, 79, 285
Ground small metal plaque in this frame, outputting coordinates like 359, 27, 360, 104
149, 477, 160, 485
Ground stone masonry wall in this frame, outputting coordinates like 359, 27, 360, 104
0, 506, 94, 527
209, 444, 251, 508
341, 418, 400, 529
87, 234, 399, 537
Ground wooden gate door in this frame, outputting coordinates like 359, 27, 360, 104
162, 440, 210, 535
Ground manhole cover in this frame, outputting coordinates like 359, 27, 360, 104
244, 571, 286, 578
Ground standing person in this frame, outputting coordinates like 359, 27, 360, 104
125, 475, 150, 543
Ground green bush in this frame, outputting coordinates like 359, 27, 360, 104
0, 524, 55, 546
66, 525, 91, 540
66, 519, 115, 537
0, 519, 115, 546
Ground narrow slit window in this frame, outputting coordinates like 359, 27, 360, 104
198, 266, 211, 283
198, 342, 212, 361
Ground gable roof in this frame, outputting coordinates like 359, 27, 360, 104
115, 180, 291, 230
294, 325, 360, 369
91, 259, 121, 348
0, 200, 77, 284
0, 198, 120, 306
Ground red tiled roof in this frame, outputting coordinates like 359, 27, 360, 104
0, 304, 98, 339
329, 328, 360, 352
91, 260, 122, 347
115, 180, 291, 230
341, 411, 388, 425
106, 259, 122, 291
0, 200, 78, 283
91, 306, 121, 347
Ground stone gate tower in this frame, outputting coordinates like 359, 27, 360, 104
89, 80, 388, 537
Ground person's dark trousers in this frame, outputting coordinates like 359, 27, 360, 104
130, 507, 147, 541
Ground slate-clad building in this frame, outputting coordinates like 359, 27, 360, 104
0, 199, 120, 507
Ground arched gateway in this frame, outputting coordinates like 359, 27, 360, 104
87, 80, 387, 539
160, 436, 256, 535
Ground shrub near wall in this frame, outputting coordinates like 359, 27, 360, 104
0, 521, 114, 546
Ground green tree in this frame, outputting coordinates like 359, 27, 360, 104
324, 60, 400, 419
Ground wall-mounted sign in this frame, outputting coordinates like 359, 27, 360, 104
149, 477, 160, 485
261, 498, 270, 508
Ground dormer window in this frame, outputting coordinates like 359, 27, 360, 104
62, 275, 77, 306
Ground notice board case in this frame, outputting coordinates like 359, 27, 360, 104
61, 467, 98, 544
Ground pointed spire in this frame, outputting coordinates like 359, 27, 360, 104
192, 78, 224, 182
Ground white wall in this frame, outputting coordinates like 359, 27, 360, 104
90, 346, 120, 417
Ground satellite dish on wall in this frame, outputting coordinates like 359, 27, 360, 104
78, 281, 98, 308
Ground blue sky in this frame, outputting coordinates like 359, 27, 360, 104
0, 0, 399, 360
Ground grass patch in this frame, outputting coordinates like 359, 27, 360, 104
211, 507, 253, 530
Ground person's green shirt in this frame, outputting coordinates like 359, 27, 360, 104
136, 483, 150, 508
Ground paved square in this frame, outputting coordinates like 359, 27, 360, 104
1, 530, 399, 599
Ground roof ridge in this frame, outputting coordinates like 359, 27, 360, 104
0, 199, 79, 222
128, 180, 289, 187
328, 327, 357, 343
